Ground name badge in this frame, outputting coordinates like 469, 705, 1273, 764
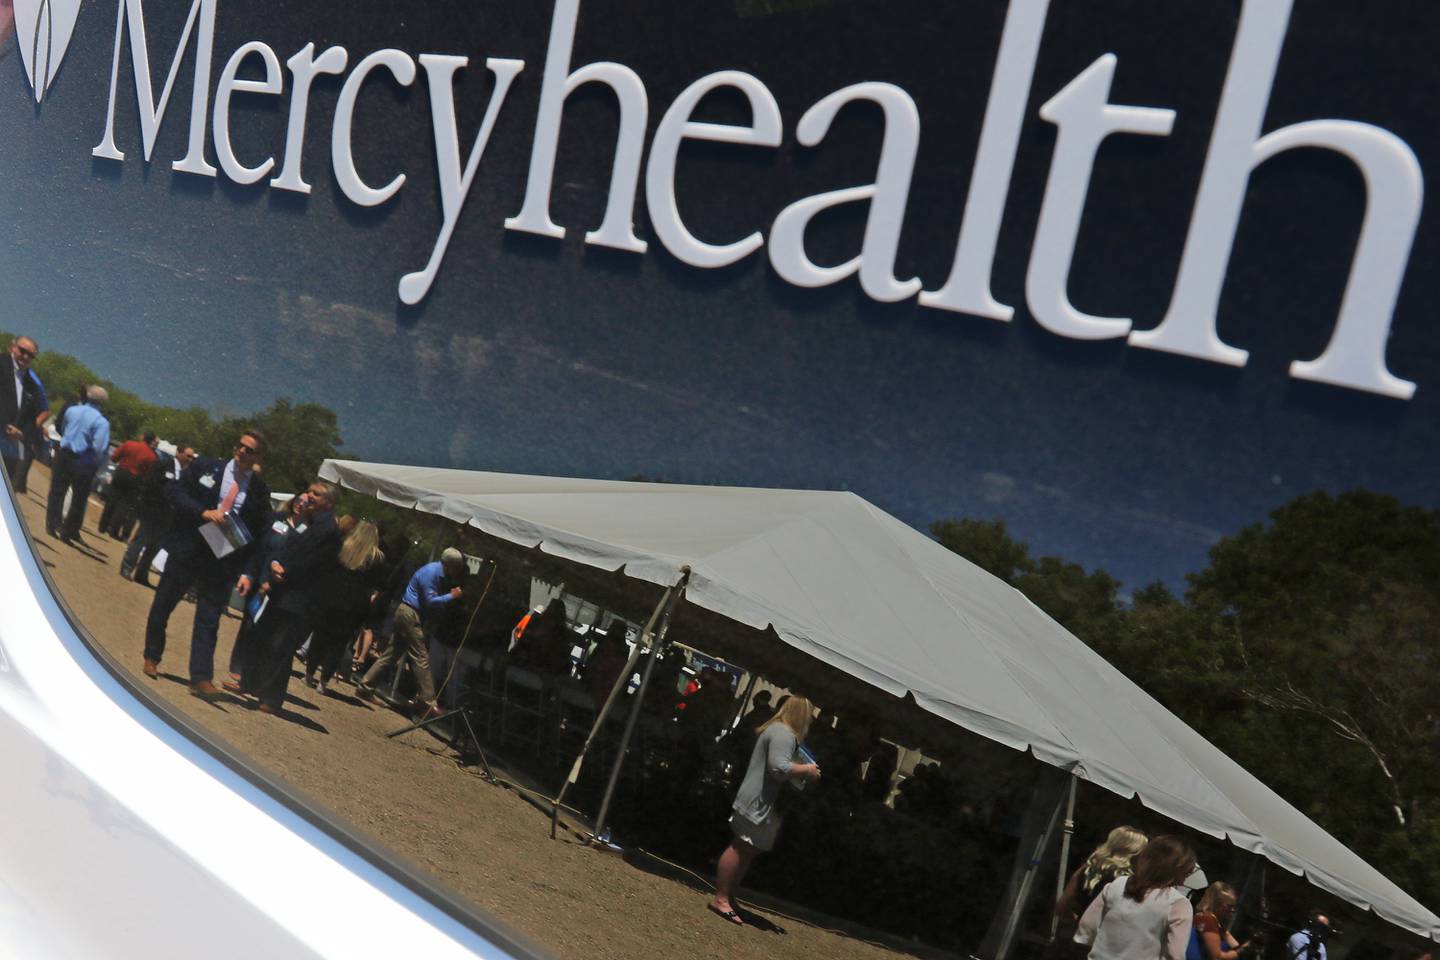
272, 520, 289, 535
295, 523, 308, 534
199, 474, 216, 489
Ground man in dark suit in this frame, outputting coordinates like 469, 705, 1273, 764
240, 480, 342, 714
141, 428, 271, 700
120, 442, 196, 585
1, 335, 49, 493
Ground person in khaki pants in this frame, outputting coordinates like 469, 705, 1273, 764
356, 547, 465, 716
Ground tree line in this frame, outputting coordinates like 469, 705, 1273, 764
933, 496, 1440, 917
10, 332, 342, 498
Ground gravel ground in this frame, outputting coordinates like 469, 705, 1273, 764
14, 466, 924, 960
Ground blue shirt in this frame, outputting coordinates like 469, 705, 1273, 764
401, 561, 458, 624
1288, 933, 1327, 960
59, 403, 111, 472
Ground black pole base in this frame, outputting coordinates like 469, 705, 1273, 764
388, 706, 497, 784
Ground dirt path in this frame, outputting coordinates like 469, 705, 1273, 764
14, 465, 921, 960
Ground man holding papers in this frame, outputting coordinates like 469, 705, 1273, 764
141, 429, 270, 700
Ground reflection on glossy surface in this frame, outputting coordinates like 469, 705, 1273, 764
14, 451, 990, 960
7, 0, 1440, 954
12, 450, 983, 960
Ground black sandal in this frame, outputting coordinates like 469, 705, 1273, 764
707, 903, 744, 926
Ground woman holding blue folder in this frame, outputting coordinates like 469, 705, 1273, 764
708, 695, 822, 926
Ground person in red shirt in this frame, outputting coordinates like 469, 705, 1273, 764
100, 430, 158, 538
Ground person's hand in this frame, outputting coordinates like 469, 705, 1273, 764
4, 425, 21, 441
258, 582, 270, 596
201, 508, 226, 524
269, 560, 285, 582
797, 763, 821, 780
236, 575, 252, 597
449, 586, 463, 600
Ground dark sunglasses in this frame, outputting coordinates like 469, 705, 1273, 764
14, 345, 35, 359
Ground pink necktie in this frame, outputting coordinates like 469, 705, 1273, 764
218, 473, 240, 516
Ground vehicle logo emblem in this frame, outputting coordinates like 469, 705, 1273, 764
13, 0, 82, 104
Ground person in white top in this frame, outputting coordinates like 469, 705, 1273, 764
1076, 835, 1197, 960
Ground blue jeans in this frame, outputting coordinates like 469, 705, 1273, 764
143, 555, 232, 683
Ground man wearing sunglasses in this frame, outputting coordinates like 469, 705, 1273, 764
1, 335, 49, 494
141, 429, 271, 701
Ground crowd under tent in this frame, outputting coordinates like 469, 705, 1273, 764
318, 459, 1440, 949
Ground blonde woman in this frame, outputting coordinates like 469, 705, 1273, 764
304, 519, 385, 696
708, 695, 821, 926
1076, 835, 1197, 960
1193, 882, 1252, 960
1057, 826, 1150, 922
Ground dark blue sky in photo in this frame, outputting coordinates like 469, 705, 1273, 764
3, 0, 1437, 593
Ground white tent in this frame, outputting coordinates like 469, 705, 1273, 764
319, 459, 1440, 942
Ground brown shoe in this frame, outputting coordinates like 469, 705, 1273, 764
189, 680, 224, 701
221, 679, 251, 696
257, 703, 279, 716
141, 659, 159, 679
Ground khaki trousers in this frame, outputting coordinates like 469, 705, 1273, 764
362, 604, 436, 703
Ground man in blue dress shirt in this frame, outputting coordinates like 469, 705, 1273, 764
1287, 913, 1330, 960
45, 385, 110, 542
356, 547, 466, 715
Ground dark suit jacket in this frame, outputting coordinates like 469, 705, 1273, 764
242, 509, 300, 586
268, 510, 342, 620
162, 457, 271, 569
0, 354, 44, 442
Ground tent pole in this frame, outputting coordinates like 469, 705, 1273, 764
426, 514, 446, 562
1229, 854, 1260, 934
984, 766, 1071, 960
727, 672, 759, 734
589, 567, 692, 845
549, 567, 691, 840
1048, 774, 1080, 942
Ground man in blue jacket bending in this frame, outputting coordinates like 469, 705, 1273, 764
356, 547, 465, 717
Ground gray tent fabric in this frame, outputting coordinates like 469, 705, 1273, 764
319, 459, 1440, 940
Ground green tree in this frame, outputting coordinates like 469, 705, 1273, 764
931, 518, 1031, 584
1184, 491, 1440, 904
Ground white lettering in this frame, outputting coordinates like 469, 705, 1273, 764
645, 71, 782, 269
270, 43, 349, 195
398, 55, 525, 305
768, 82, 921, 302
918, 0, 1051, 320
1129, 0, 1422, 399
91, 0, 218, 176
504, 0, 649, 253
331, 49, 415, 207
212, 41, 284, 185
1027, 55, 1174, 340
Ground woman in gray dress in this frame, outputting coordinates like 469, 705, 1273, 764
708, 695, 821, 925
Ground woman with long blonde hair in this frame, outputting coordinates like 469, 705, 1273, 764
707, 694, 820, 926
304, 519, 385, 695
1193, 882, 1253, 960
1058, 826, 1151, 922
